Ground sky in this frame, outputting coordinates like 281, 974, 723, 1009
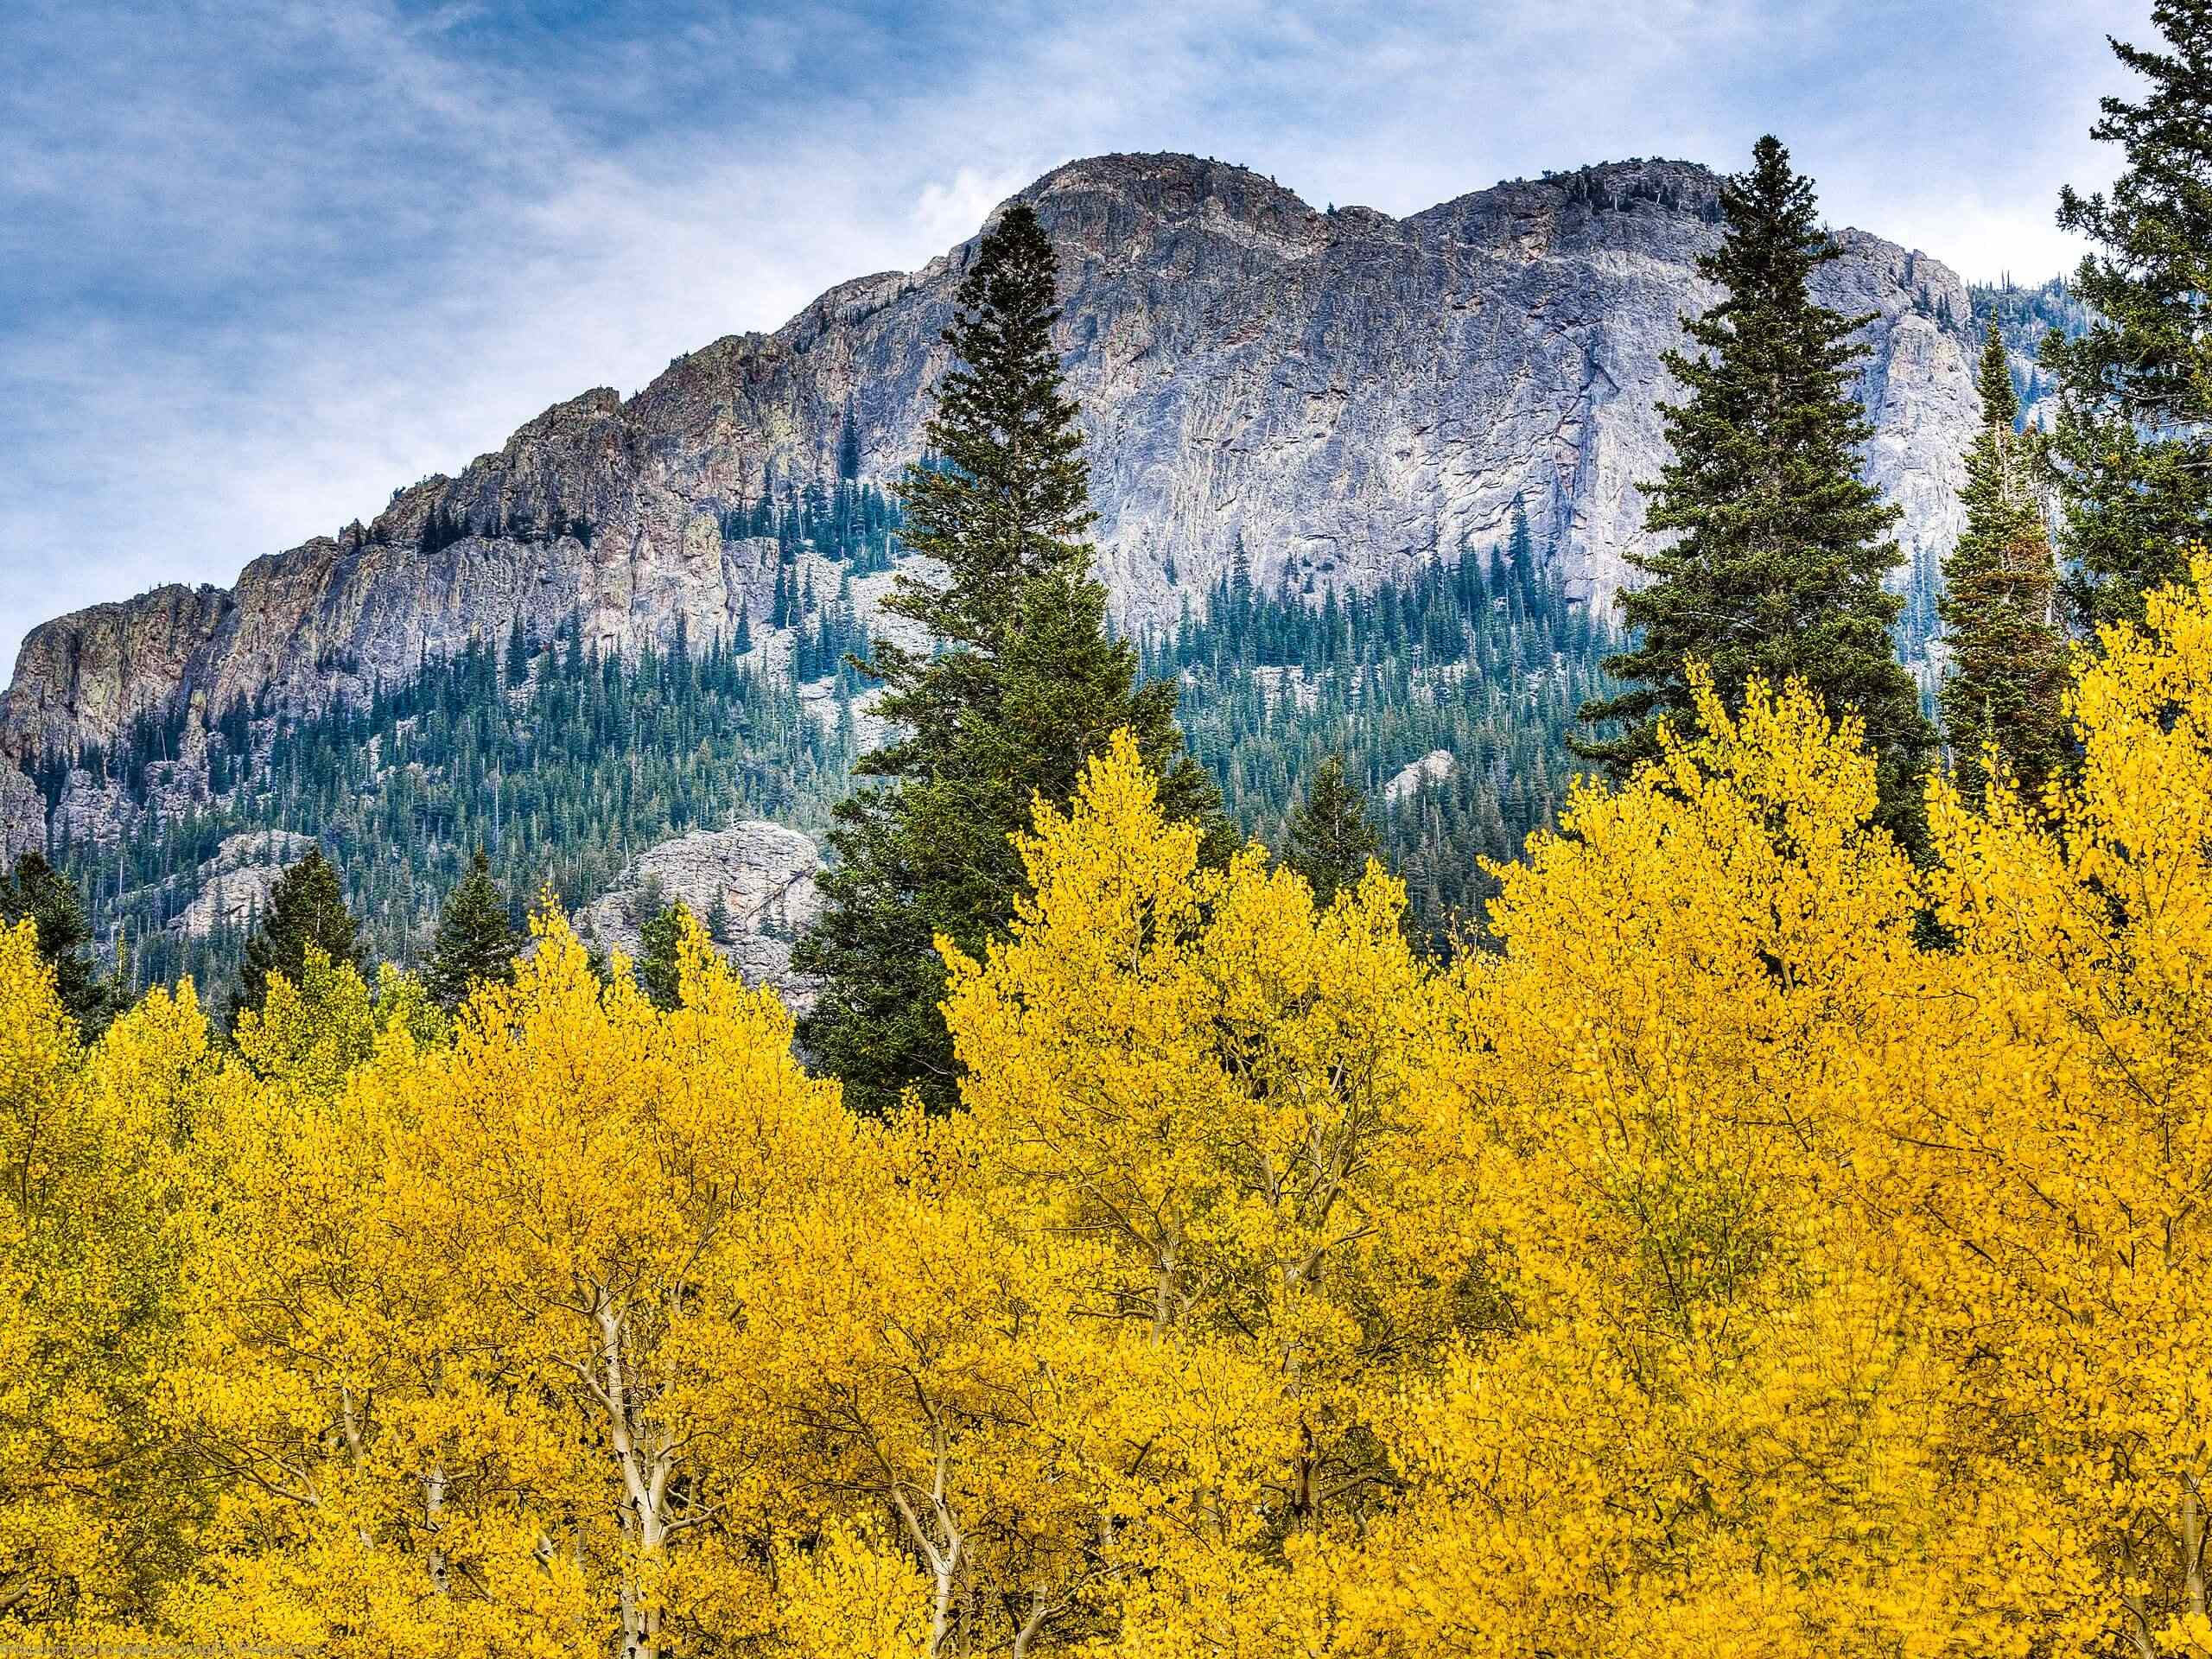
0, 0, 2158, 673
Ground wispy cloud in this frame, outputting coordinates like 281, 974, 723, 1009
0, 0, 2153, 670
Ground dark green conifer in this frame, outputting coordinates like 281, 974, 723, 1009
1574, 135, 1934, 848
1940, 324, 2071, 800
1, 852, 125, 1039
1286, 754, 1380, 908
795, 200, 1224, 1116
230, 848, 363, 1025
838, 397, 862, 482
423, 849, 518, 1011
2043, 1, 2212, 627
637, 899, 693, 1011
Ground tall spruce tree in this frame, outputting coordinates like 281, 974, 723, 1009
423, 849, 518, 1011
838, 396, 862, 482
2043, 0, 2212, 627
794, 200, 1224, 1116
1286, 754, 1379, 908
1, 852, 124, 1039
637, 899, 694, 1011
230, 848, 363, 1026
1940, 322, 2071, 800
1575, 135, 1934, 847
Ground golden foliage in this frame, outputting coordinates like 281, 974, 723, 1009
19, 564, 2212, 1652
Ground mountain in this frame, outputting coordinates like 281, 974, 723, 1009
0, 151, 1986, 985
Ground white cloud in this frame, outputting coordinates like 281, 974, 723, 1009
912, 167, 1036, 253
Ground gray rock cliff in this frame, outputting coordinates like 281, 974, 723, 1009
0, 152, 1981, 839
572, 821, 823, 1011
169, 830, 320, 939
0, 766, 41, 862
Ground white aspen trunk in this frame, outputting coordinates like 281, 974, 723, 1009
925, 1533, 957, 1659
596, 1298, 670, 1659
423, 1464, 448, 1595
1010, 1588, 1050, 1657
883, 1428, 963, 1659
339, 1385, 372, 1546
2184, 1472, 2207, 1624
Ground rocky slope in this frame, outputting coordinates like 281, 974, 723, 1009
0, 151, 1981, 856
169, 830, 319, 938
572, 822, 823, 1008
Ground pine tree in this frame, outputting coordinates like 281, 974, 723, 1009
424, 849, 518, 1011
1, 852, 124, 1039
2043, 1, 2212, 627
1286, 754, 1379, 908
838, 397, 861, 482
1939, 323, 2071, 800
1574, 135, 1934, 848
230, 848, 363, 1025
637, 899, 693, 1010
795, 200, 1225, 1116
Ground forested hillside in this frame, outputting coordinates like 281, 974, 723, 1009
3, 143, 1993, 963
1147, 513, 1605, 945
27, 274, 2088, 1002
54, 627, 857, 995
39, 486, 1599, 995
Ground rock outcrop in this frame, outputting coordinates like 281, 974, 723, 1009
1385, 749, 1459, 804
572, 821, 823, 1009
170, 830, 318, 939
0, 766, 41, 862
0, 151, 1984, 844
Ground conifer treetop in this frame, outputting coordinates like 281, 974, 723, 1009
796, 198, 1223, 1116
1576, 133, 1931, 848
230, 847, 364, 1026
1939, 321, 2069, 799
882, 200, 1096, 659
1287, 754, 1380, 909
2043, 0, 2212, 625
424, 849, 519, 1012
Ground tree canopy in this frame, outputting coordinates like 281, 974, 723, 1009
18, 559, 2212, 1650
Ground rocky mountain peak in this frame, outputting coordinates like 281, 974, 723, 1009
0, 149, 1983, 868
1019, 151, 1332, 258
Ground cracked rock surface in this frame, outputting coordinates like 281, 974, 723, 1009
572, 822, 823, 1012
0, 152, 1980, 847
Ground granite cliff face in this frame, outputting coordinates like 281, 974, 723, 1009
170, 831, 319, 939
0, 766, 41, 863
572, 822, 823, 1010
0, 151, 1981, 850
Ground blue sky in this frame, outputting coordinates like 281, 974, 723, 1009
0, 0, 2154, 671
